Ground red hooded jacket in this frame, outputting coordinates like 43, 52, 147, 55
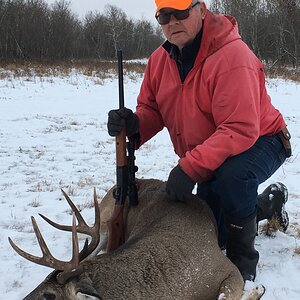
135, 11, 286, 182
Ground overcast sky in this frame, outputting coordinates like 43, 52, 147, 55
45, 0, 157, 21
45, 1, 211, 22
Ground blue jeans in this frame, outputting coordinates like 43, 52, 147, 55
197, 134, 287, 246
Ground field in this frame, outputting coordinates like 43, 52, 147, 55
0, 64, 299, 299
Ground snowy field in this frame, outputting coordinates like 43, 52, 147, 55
0, 69, 299, 299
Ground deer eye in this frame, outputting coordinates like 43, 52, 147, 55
43, 292, 56, 300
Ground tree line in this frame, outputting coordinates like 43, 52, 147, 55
0, 0, 163, 61
210, 0, 300, 67
0, 0, 299, 66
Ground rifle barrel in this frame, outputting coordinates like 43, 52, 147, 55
115, 49, 128, 205
117, 50, 125, 109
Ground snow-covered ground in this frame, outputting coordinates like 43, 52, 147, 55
0, 70, 299, 299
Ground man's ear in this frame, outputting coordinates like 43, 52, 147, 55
76, 277, 101, 300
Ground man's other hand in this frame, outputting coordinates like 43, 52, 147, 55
166, 165, 196, 202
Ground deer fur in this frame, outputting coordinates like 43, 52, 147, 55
20, 179, 264, 300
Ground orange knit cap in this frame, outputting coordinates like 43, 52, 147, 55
155, 0, 193, 15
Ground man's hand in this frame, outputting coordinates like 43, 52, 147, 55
107, 107, 139, 137
166, 165, 196, 202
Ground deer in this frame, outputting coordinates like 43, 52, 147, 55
9, 178, 265, 300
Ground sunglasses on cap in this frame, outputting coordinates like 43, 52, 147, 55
155, 1, 200, 25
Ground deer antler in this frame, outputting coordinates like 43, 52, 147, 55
39, 188, 101, 260
8, 188, 101, 280
8, 213, 80, 272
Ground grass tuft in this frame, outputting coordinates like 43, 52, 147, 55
260, 216, 283, 237
28, 198, 41, 208
294, 247, 300, 256
265, 65, 300, 82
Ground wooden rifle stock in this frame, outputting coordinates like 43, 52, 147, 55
107, 50, 128, 252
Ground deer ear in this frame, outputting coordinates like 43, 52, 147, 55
77, 292, 101, 300
76, 277, 101, 300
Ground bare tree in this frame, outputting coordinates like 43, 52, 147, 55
48, 0, 80, 59
210, 0, 300, 66
104, 4, 127, 58
83, 12, 110, 59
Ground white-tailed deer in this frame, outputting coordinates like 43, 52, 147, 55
9, 179, 264, 300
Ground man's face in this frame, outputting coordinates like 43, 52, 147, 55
160, 2, 206, 50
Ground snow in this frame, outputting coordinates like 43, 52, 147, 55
0, 71, 299, 299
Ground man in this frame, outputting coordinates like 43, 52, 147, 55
107, 0, 291, 282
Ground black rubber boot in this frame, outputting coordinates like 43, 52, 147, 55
257, 182, 289, 232
226, 213, 259, 281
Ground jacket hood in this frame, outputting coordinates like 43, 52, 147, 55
196, 10, 241, 64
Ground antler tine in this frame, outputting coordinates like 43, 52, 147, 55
74, 189, 101, 261
9, 216, 54, 267
83, 187, 101, 257
93, 187, 101, 232
39, 189, 99, 236
41, 188, 100, 260
38, 213, 73, 232
71, 188, 101, 260
38, 189, 83, 233
9, 236, 43, 264
8, 215, 80, 272
61, 189, 88, 226
71, 213, 79, 270
66, 188, 101, 261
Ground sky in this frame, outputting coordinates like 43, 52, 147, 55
45, 0, 212, 21
0, 67, 299, 299
46, 0, 157, 21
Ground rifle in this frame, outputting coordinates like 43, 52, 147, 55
106, 50, 138, 252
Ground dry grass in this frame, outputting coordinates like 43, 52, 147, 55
64, 198, 95, 215
0, 59, 146, 81
11, 280, 22, 289
67, 185, 76, 196
27, 198, 41, 208
27, 180, 54, 193
77, 177, 97, 188
1, 60, 299, 82
294, 228, 300, 256
265, 65, 300, 82
260, 216, 283, 237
